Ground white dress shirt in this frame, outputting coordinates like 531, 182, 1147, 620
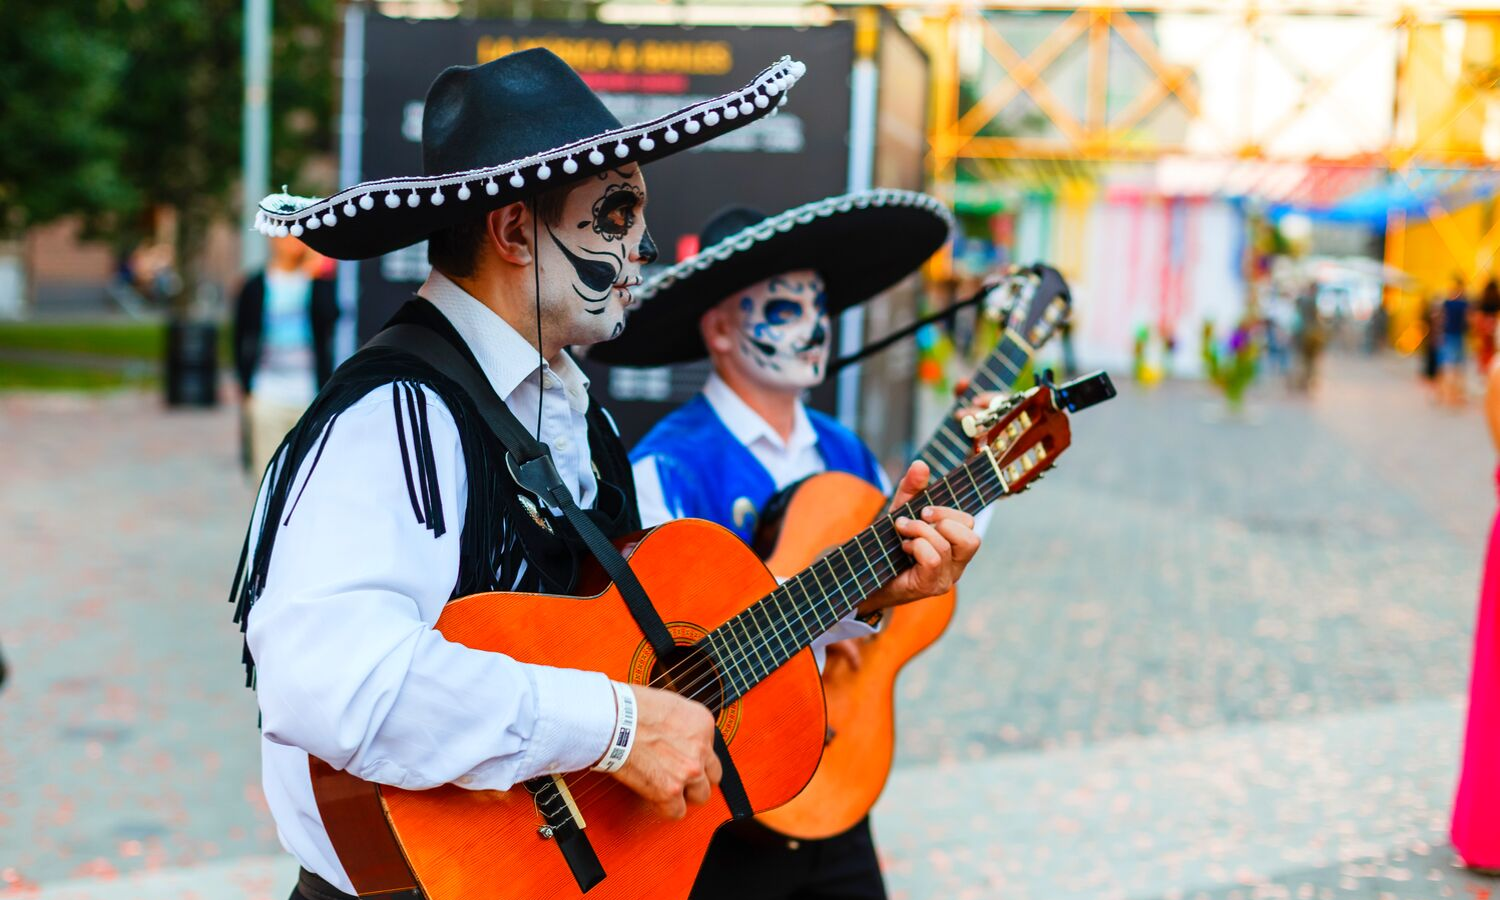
634, 372, 890, 668
247, 271, 616, 893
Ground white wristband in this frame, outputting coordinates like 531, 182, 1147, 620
591, 681, 638, 774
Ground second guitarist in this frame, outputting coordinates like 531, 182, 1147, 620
592, 192, 956, 900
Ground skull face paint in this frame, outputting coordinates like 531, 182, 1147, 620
537, 167, 653, 345
730, 269, 831, 390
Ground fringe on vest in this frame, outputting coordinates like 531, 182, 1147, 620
228, 300, 640, 688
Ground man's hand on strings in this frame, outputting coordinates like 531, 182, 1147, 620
858, 460, 979, 615
610, 686, 722, 820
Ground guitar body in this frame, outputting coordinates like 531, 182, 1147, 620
311, 519, 826, 900
752, 472, 955, 840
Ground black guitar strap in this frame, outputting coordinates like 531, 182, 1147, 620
366, 325, 756, 825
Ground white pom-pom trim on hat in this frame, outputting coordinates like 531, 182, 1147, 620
629, 189, 954, 304
253, 56, 808, 237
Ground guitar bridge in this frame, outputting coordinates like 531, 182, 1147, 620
531, 774, 586, 836
524, 775, 606, 891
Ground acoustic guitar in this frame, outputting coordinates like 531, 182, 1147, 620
309, 379, 1082, 900
754, 264, 1074, 840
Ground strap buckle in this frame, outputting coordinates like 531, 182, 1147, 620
506, 451, 567, 507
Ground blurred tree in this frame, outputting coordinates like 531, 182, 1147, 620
0, 3, 135, 238
100, 0, 340, 314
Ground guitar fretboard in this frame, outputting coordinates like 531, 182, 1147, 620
916, 330, 1034, 478
697, 450, 1009, 704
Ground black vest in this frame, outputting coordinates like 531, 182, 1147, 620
229, 298, 640, 686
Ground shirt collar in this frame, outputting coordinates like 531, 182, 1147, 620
419, 269, 591, 413
701, 371, 817, 454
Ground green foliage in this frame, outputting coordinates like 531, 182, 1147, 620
98, 0, 340, 304
0, 2, 135, 237
0, 320, 165, 359
0, 0, 339, 305
0, 359, 153, 391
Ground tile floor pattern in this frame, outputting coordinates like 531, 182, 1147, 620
1, 354, 1497, 899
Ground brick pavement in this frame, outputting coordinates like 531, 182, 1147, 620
0, 353, 1496, 900
876, 353, 1497, 899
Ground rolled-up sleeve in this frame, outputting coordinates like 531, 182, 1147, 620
246, 386, 616, 792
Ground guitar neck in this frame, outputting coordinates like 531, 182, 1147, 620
916, 330, 1035, 478
701, 451, 1007, 704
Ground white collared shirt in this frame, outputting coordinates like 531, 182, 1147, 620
422, 270, 599, 510
246, 270, 615, 894
634, 372, 890, 667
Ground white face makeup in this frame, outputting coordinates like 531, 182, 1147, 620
727, 269, 831, 390
536, 166, 655, 347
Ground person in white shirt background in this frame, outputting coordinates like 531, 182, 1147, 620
231, 234, 339, 477
230, 50, 979, 900
594, 194, 964, 900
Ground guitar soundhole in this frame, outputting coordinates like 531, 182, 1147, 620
649, 643, 726, 715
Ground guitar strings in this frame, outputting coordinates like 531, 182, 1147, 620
560, 320, 1047, 811
557, 478, 996, 816
600, 461, 996, 726
566, 411, 1057, 816
572, 378, 1026, 746
558, 471, 999, 813
636, 469, 986, 703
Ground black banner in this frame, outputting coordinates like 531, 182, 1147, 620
354, 16, 855, 444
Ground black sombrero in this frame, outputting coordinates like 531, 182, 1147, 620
253, 48, 806, 261
591, 189, 953, 367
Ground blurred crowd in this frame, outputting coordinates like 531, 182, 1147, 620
1420, 275, 1500, 407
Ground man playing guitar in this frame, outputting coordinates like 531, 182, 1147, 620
591, 194, 957, 900
232, 53, 980, 900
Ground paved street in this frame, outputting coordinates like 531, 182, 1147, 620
2, 352, 1497, 900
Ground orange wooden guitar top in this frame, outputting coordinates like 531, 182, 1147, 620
753, 471, 955, 840
311, 519, 827, 900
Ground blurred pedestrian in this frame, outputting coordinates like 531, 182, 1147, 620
1263, 286, 1292, 375
1477, 277, 1500, 376
1438, 275, 1470, 406
1422, 297, 1442, 389
232, 235, 338, 477
1290, 282, 1324, 392
1365, 300, 1388, 355
1451, 357, 1500, 874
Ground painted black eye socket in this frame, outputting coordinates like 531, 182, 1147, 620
764, 298, 804, 325
592, 187, 639, 240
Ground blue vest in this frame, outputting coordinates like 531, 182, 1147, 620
631, 394, 885, 543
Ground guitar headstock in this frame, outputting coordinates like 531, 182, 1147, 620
962, 381, 1073, 496
978, 263, 1072, 349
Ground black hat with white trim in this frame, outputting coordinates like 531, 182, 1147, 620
252, 48, 806, 261
591, 189, 953, 367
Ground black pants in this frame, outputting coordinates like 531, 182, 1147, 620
688, 818, 888, 900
